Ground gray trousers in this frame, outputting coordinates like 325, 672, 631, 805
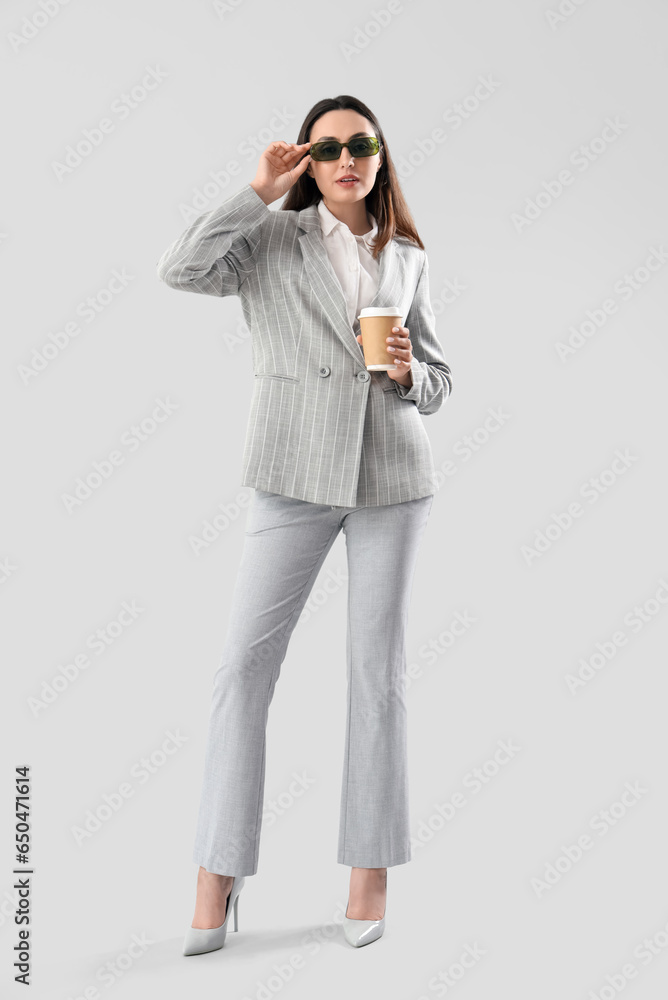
192, 488, 434, 876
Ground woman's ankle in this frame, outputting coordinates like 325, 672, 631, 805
198, 867, 234, 881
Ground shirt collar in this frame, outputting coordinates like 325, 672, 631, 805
317, 198, 378, 249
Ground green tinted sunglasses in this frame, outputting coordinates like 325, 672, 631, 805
308, 135, 382, 162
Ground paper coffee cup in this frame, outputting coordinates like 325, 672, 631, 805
357, 307, 404, 370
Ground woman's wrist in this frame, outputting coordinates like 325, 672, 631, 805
249, 182, 274, 206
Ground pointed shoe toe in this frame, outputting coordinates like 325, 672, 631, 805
183, 875, 245, 956
343, 899, 386, 947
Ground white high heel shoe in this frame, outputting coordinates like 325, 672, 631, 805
343, 897, 386, 947
183, 875, 245, 956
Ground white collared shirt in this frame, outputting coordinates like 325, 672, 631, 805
316, 198, 380, 337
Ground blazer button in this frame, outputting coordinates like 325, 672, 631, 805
318, 366, 331, 377
356, 370, 370, 382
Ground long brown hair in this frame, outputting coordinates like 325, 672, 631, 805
281, 95, 425, 259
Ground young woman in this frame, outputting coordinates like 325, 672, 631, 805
157, 94, 453, 953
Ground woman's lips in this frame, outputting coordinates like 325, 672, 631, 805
337, 178, 359, 185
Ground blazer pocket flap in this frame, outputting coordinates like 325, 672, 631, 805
254, 373, 300, 383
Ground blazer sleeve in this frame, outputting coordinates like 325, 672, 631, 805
391, 251, 453, 415
156, 183, 270, 297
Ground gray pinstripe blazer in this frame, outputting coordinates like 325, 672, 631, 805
157, 182, 453, 507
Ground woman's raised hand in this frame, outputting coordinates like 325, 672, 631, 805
250, 141, 312, 205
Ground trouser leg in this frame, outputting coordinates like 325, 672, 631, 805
337, 494, 434, 868
192, 491, 341, 876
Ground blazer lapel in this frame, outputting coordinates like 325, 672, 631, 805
297, 202, 405, 367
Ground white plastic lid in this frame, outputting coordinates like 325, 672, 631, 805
357, 307, 403, 319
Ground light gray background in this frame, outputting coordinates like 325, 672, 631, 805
2, 1, 668, 997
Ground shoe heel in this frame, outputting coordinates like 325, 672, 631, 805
233, 892, 239, 932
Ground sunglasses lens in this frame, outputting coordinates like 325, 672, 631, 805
349, 138, 378, 157
311, 137, 380, 160
313, 141, 341, 161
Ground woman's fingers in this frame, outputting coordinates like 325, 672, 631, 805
271, 141, 310, 156
272, 139, 311, 152
266, 142, 311, 176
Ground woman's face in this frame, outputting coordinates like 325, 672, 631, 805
305, 109, 383, 206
